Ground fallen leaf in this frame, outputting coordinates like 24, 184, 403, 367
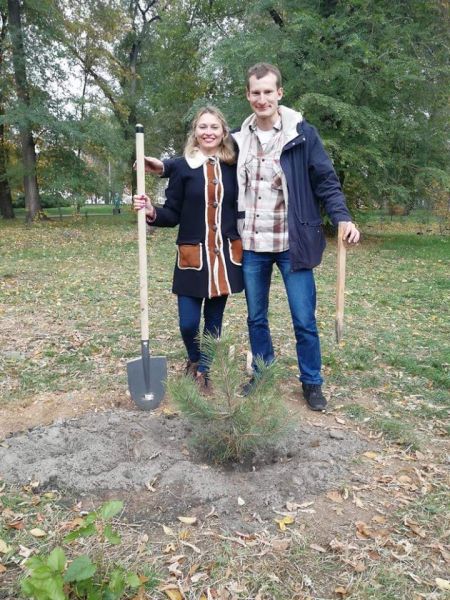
275, 515, 294, 531
164, 590, 184, 600
18, 545, 32, 558
352, 493, 364, 508
178, 529, 190, 541
398, 475, 412, 484
7, 519, 24, 530
168, 562, 183, 577
335, 417, 346, 425
190, 572, 208, 583
271, 538, 291, 552
237, 497, 245, 506
180, 540, 201, 553
177, 516, 197, 525
355, 521, 372, 538
0, 564, 7, 574
352, 561, 366, 573
326, 490, 344, 503
162, 525, 175, 537
404, 518, 426, 538
0, 540, 11, 554
166, 554, 185, 564
435, 578, 450, 591
286, 500, 314, 511
363, 451, 379, 460
335, 586, 349, 597
310, 544, 326, 553
371, 515, 387, 524
29, 528, 46, 538
162, 407, 178, 418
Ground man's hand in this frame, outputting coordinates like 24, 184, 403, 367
341, 221, 360, 244
133, 193, 156, 219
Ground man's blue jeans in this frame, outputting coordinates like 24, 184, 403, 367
177, 295, 228, 373
243, 250, 323, 385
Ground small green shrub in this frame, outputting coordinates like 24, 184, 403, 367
20, 500, 143, 600
168, 335, 289, 464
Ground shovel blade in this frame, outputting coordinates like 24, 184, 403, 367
127, 355, 167, 410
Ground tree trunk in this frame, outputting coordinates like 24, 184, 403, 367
0, 119, 14, 219
0, 11, 13, 218
7, 0, 41, 222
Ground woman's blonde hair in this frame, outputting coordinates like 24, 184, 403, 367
184, 106, 236, 165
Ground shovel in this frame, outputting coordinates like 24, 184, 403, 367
335, 221, 347, 344
127, 124, 167, 410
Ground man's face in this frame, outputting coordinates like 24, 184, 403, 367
246, 73, 283, 122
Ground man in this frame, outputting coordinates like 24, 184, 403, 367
232, 63, 360, 410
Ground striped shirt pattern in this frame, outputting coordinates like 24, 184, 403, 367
241, 121, 289, 252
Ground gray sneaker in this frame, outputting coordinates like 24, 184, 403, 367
302, 383, 327, 411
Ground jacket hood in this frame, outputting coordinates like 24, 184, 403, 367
238, 105, 303, 145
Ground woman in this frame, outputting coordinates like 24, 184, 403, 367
133, 106, 243, 389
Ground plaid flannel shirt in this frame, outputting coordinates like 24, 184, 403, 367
240, 119, 289, 253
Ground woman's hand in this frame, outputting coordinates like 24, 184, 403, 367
133, 194, 156, 219
144, 156, 164, 175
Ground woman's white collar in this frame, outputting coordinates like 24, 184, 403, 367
185, 149, 217, 169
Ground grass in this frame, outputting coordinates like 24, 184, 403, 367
1, 213, 448, 437
2, 476, 448, 599
0, 213, 449, 598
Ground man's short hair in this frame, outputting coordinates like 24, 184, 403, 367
246, 63, 282, 89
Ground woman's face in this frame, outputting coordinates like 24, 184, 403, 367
195, 113, 224, 155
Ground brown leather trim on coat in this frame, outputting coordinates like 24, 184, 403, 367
177, 243, 203, 270
205, 160, 230, 297
229, 238, 243, 266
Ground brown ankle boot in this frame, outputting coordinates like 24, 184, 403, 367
184, 359, 199, 377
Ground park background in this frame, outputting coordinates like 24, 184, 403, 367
0, 1, 449, 600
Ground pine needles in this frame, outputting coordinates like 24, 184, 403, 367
168, 335, 289, 465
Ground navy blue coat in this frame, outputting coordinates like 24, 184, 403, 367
153, 157, 244, 298
233, 119, 352, 271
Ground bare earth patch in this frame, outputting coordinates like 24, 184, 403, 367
0, 404, 371, 530
0, 389, 128, 440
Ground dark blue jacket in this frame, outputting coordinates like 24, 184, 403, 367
232, 116, 352, 271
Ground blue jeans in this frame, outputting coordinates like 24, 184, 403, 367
177, 295, 228, 373
243, 250, 323, 385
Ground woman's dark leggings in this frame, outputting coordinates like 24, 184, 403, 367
177, 294, 228, 373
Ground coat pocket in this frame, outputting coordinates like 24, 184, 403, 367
177, 243, 203, 270
228, 238, 243, 266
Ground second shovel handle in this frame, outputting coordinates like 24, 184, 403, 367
336, 221, 347, 325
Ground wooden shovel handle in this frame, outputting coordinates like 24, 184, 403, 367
135, 125, 149, 342
335, 221, 347, 343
